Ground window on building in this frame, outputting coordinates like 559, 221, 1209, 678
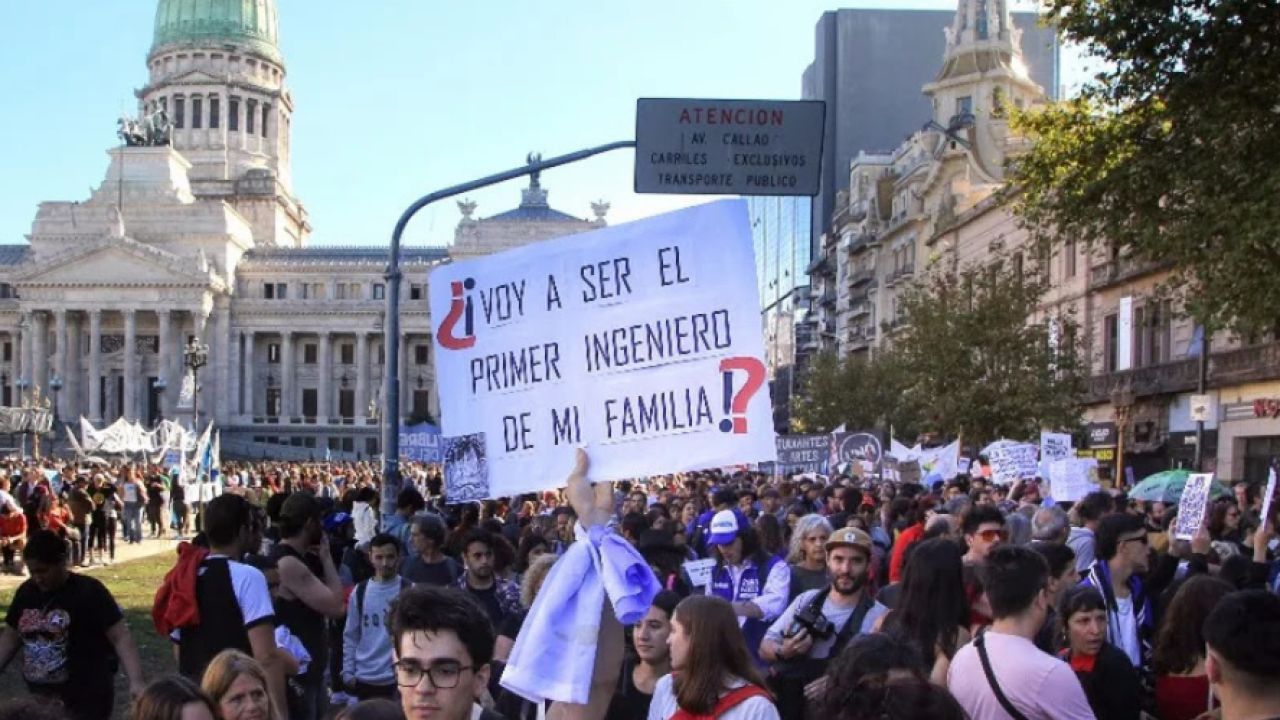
0, 283, 14, 299
342, 438, 355, 453
2, 342, 11, 363
340, 343, 354, 365
409, 284, 423, 300
414, 344, 429, 365
275, 283, 288, 299
246, 99, 257, 134
264, 282, 275, 299
192, 96, 203, 129
174, 96, 186, 129
1104, 314, 1119, 372
1012, 252, 1024, 279
209, 96, 220, 129
373, 283, 386, 300
1135, 300, 1172, 367
339, 389, 355, 418
301, 388, 317, 419
229, 97, 240, 132
266, 388, 281, 417
267, 343, 281, 364
303, 344, 317, 364
411, 389, 430, 421
366, 438, 379, 457
261, 103, 270, 137
328, 438, 342, 452
955, 96, 973, 118
1064, 238, 1077, 278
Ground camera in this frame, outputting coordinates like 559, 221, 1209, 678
786, 603, 835, 641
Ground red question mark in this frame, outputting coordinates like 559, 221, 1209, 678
719, 356, 766, 434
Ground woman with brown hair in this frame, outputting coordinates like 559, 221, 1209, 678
130, 675, 218, 720
1153, 575, 1235, 720
647, 595, 779, 720
201, 649, 281, 720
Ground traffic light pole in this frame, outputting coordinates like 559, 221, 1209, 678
380, 140, 637, 516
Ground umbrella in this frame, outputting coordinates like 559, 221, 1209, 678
1128, 469, 1232, 504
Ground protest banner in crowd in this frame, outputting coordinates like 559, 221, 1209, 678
1039, 431, 1072, 477
829, 431, 883, 477
988, 442, 1038, 484
1175, 473, 1216, 540
430, 200, 776, 500
773, 434, 829, 474
1049, 458, 1098, 502
399, 422, 442, 463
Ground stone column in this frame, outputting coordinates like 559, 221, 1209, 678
123, 309, 137, 421
11, 327, 23, 406
88, 310, 102, 422
242, 331, 256, 419
228, 329, 241, 419
157, 310, 173, 417
355, 332, 369, 418
53, 310, 69, 419
214, 304, 230, 424
399, 332, 409, 423
67, 313, 82, 421
318, 332, 332, 421
17, 311, 31, 396
281, 331, 294, 419
32, 311, 47, 395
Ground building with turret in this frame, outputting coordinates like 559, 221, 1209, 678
0, 0, 605, 459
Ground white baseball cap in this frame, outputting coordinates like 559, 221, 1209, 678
706, 509, 742, 546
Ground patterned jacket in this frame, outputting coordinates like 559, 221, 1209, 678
455, 572, 523, 619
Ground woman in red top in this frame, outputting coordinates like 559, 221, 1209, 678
887, 497, 932, 583
1152, 575, 1234, 720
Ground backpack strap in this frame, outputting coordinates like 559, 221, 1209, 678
355, 579, 368, 618
975, 633, 1030, 720
830, 592, 876, 656
669, 684, 771, 720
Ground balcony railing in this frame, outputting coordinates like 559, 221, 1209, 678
1084, 342, 1280, 404
848, 299, 871, 318
847, 268, 875, 287
1088, 256, 1170, 290
820, 288, 837, 306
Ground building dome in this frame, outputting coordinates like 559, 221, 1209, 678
151, 0, 282, 65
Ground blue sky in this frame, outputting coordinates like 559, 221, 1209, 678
0, 1, 1086, 249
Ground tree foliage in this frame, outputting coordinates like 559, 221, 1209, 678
791, 350, 921, 437
1009, 0, 1280, 332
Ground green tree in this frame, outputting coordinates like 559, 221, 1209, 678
1010, 0, 1280, 332
791, 349, 921, 436
888, 255, 1085, 445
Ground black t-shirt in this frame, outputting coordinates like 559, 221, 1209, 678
499, 609, 528, 640
606, 657, 654, 720
5, 573, 123, 696
401, 555, 461, 587
467, 583, 505, 626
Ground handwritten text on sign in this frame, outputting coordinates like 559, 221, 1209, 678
431, 200, 776, 499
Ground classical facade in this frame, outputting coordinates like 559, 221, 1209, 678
0, 0, 605, 459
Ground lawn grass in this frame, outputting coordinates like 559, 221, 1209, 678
0, 553, 177, 719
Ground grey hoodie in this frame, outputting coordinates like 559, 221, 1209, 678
342, 576, 407, 686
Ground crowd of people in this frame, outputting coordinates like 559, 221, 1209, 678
0, 451, 1276, 720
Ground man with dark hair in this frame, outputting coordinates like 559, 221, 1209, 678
170, 494, 285, 711
761, 527, 887, 720
0, 530, 147, 720
1204, 590, 1280, 720
272, 491, 346, 720
947, 546, 1094, 720
962, 505, 1006, 629
454, 528, 520, 626
1068, 491, 1112, 573
343, 533, 410, 701
1080, 512, 1160, 671
619, 511, 650, 546
390, 586, 504, 720
387, 486, 427, 553
401, 514, 461, 586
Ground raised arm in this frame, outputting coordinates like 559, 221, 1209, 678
547, 449, 624, 720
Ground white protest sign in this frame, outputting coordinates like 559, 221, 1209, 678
682, 557, 718, 588
1049, 459, 1098, 502
988, 443, 1039, 485
431, 200, 776, 500
1040, 432, 1072, 477
1174, 473, 1215, 540
1261, 468, 1276, 530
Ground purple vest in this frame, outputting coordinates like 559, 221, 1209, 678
709, 557, 779, 666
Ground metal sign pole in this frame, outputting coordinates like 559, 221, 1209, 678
380, 140, 637, 516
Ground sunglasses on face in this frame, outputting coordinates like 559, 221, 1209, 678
1121, 534, 1148, 546
977, 529, 1008, 542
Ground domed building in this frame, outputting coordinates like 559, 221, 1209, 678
0, 0, 606, 459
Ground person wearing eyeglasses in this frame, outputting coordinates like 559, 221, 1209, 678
960, 506, 1006, 633
388, 585, 504, 720
1079, 513, 1156, 673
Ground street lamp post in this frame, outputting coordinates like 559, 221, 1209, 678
1111, 381, 1136, 489
184, 338, 209, 432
